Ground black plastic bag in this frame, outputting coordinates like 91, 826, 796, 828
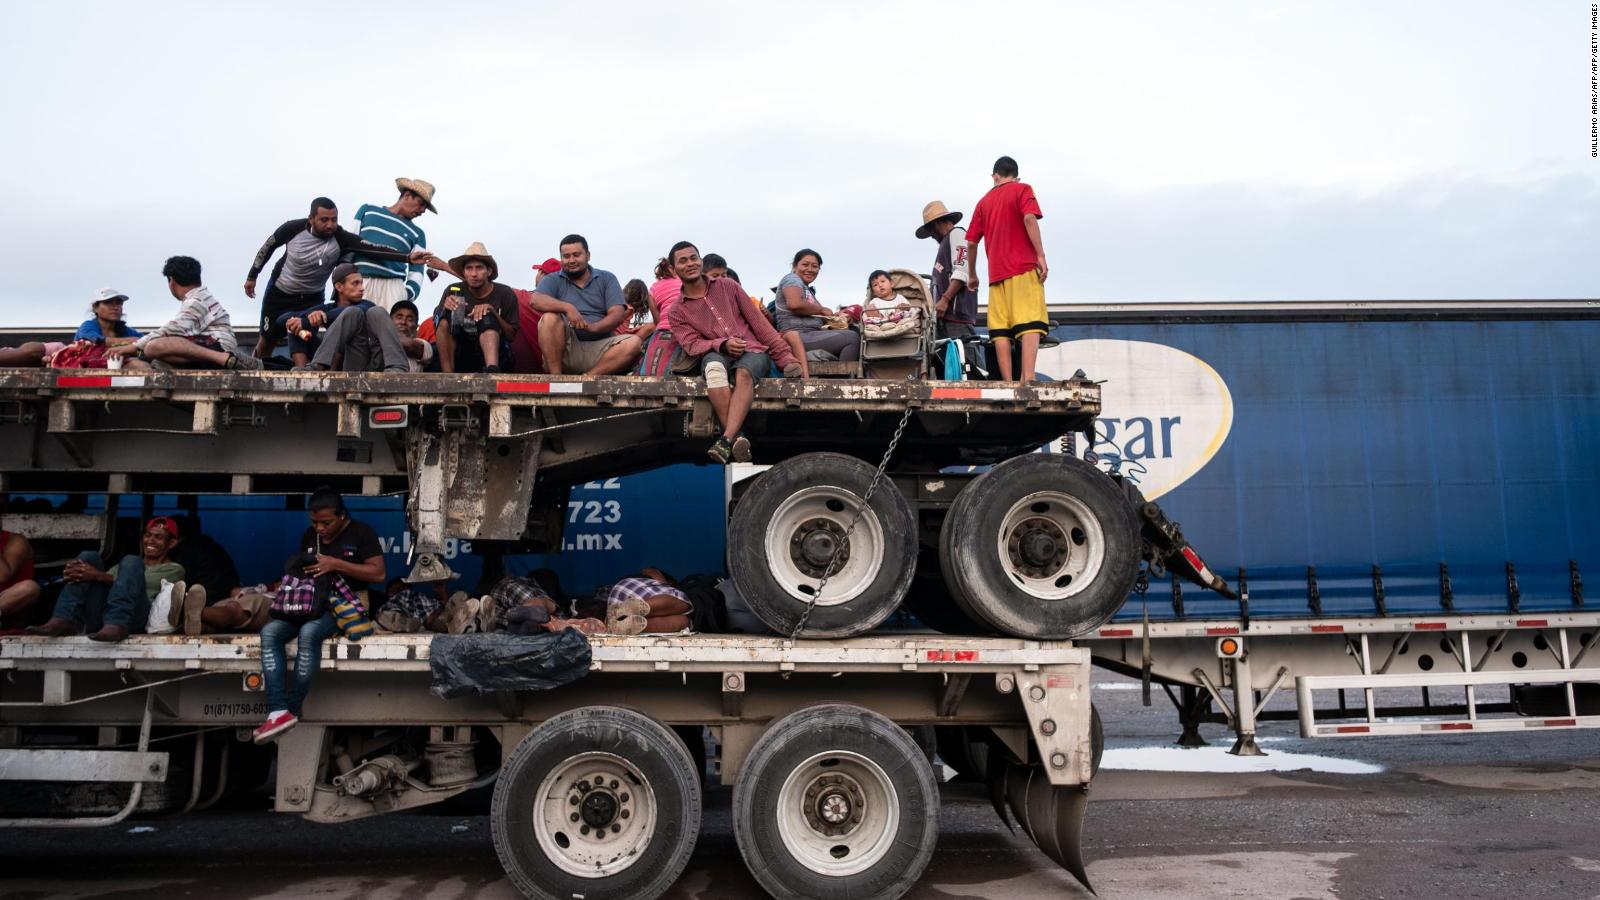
429, 629, 592, 699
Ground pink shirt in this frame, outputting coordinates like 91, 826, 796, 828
649, 278, 683, 324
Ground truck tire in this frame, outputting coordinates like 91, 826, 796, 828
490, 707, 701, 900
940, 454, 1139, 639
733, 704, 939, 900
729, 452, 917, 638
901, 546, 993, 636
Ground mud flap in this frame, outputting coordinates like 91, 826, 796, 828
988, 759, 1095, 895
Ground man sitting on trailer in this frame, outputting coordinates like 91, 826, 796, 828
664, 240, 802, 464
109, 257, 261, 371
433, 243, 519, 374
0, 504, 41, 629
294, 265, 413, 373
530, 235, 642, 375
389, 300, 436, 372
26, 517, 187, 642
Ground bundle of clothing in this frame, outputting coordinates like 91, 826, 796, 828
269, 552, 374, 640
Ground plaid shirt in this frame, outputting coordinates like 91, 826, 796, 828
489, 576, 552, 630
607, 576, 690, 609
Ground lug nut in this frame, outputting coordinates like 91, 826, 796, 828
570, 812, 579, 822
621, 809, 630, 819
580, 825, 590, 835
620, 793, 629, 803
1028, 685, 1046, 702
569, 795, 579, 805
1050, 752, 1068, 769
611, 824, 621, 833
1040, 718, 1057, 736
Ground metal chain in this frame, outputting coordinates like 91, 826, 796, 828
788, 402, 916, 640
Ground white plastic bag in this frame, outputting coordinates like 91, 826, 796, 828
145, 579, 177, 635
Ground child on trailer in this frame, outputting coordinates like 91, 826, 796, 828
862, 270, 913, 327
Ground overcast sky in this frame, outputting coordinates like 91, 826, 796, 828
0, 1, 1593, 327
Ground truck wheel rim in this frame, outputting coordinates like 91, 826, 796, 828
532, 752, 657, 878
775, 750, 900, 877
765, 486, 885, 606
996, 491, 1105, 600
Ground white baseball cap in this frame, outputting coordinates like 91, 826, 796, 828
91, 288, 129, 304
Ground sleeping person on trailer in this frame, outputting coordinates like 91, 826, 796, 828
573, 569, 694, 635
108, 256, 261, 371
663, 240, 802, 465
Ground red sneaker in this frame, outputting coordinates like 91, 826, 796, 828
252, 711, 298, 744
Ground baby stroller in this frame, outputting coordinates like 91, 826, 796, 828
856, 268, 936, 380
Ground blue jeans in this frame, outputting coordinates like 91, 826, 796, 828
53, 551, 150, 632
260, 612, 337, 716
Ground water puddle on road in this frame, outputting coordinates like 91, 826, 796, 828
1100, 739, 1384, 775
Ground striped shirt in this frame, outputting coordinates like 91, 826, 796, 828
352, 204, 427, 301
136, 286, 237, 353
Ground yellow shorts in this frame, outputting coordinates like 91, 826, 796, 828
986, 269, 1048, 340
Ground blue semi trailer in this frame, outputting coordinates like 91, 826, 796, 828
8, 300, 1596, 755
105, 299, 1596, 621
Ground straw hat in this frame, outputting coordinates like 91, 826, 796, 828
395, 177, 438, 213
448, 242, 499, 281
915, 200, 963, 239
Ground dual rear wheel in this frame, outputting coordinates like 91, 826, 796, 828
491, 704, 942, 900
729, 451, 1139, 639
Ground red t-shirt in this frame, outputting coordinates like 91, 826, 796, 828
511, 289, 547, 374
965, 181, 1044, 284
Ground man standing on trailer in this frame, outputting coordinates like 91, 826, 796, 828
243, 197, 433, 358
965, 156, 1048, 382
915, 200, 979, 340
352, 178, 448, 311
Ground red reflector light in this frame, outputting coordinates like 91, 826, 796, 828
1516, 619, 1548, 628
1099, 628, 1135, 637
1310, 624, 1345, 633
367, 406, 409, 429
1335, 726, 1370, 734
1543, 719, 1577, 727
1206, 626, 1240, 636
925, 649, 981, 663
1414, 622, 1446, 630
1440, 722, 1473, 730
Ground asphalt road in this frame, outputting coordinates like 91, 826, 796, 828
2, 674, 1597, 900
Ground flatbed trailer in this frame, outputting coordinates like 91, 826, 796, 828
0, 632, 1098, 899
0, 367, 1228, 899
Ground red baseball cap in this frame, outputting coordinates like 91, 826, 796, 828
146, 516, 179, 537
534, 258, 561, 274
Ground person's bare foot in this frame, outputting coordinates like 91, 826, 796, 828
25, 616, 78, 637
